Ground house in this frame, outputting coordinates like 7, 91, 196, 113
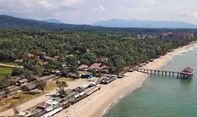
88, 63, 102, 72
15, 59, 23, 64
8, 86, 20, 94
88, 63, 109, 73
18, 79, 28, 85
100, 65, 109, 73
43, 56, 53, 61
68, 73, 79, 78
25, 83, 37, 90
11, 76, 22, 83
78, 64, 89, 71
28, 53, 36, 59
53, 55, 60, 60
37, 103, 51, 110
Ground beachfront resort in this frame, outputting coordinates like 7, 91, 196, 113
0, 2, 197, 116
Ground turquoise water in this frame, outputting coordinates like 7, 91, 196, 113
104, 45, 197, 117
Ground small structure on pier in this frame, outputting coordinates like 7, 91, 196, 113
180, 67, 193, 79
136, 67, 193, 79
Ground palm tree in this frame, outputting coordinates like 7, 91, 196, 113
56, 81, 68, 95
35, 80, 46, 93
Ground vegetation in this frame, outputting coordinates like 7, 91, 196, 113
56, 80, 68, 95
0, 28, 196, 92
0, 92, 43, 112
0, 67, 12, 79
0, 30, 195, 74
35, 80, 46, 93
0, 20, 196, 112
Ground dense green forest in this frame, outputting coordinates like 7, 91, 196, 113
0, 30, 195, 75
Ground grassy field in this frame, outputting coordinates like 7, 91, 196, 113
0, 92, 43, 112
0, 67, 12, 79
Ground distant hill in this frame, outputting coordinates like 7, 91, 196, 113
44, 18, 62, 24
0, 15, 196, 31
0, 15, 93, 31
94, 19, 197, 29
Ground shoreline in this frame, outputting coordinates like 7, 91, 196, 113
54, 41, 197, 117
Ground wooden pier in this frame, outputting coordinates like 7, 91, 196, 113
137, 68, 193, 79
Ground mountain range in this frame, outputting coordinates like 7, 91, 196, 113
44, 19, 62, 24
0, 15, 93, 31
0, 15, 197, 30
94, 19, 197, 29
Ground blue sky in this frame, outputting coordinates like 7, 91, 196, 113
0, 0, 197, 24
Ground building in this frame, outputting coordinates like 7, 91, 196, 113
78, 64, 89, 71
79, 71, 94, 79
25, 83, 37, 90
80, 74, 94, 79
88, 63, 102, 72
18, 79, 28, 85
88, 63, 109, 73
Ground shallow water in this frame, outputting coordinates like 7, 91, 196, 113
104, 45, 197, 117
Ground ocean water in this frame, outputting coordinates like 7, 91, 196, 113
104, 45, 197, 117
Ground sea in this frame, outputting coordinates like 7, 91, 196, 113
104, 44, 197, 117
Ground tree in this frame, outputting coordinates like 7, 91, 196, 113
23, 70, 34, 81
82, 52, 96, 64
66, 56, 78, 73
35, 80, 46, 93
56, 81, 68, 95
109, 55, 126, 73
61, 67, 69, 76
45, 60, 62, 70
32, 65, 44, 76
11, 68, 24, 76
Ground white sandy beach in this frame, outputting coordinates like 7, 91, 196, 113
54, 41, 197, 117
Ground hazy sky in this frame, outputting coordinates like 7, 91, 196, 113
0, 0, 197, 24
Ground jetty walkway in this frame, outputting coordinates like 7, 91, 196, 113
137, 68, 193, 79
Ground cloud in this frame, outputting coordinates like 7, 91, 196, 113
63, 0, 85, 6
39, 0, 54, 8
0, 0, 84, 20
92, 5, 105, 13
0, 0, 197, 24
193, 12, 197, 18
